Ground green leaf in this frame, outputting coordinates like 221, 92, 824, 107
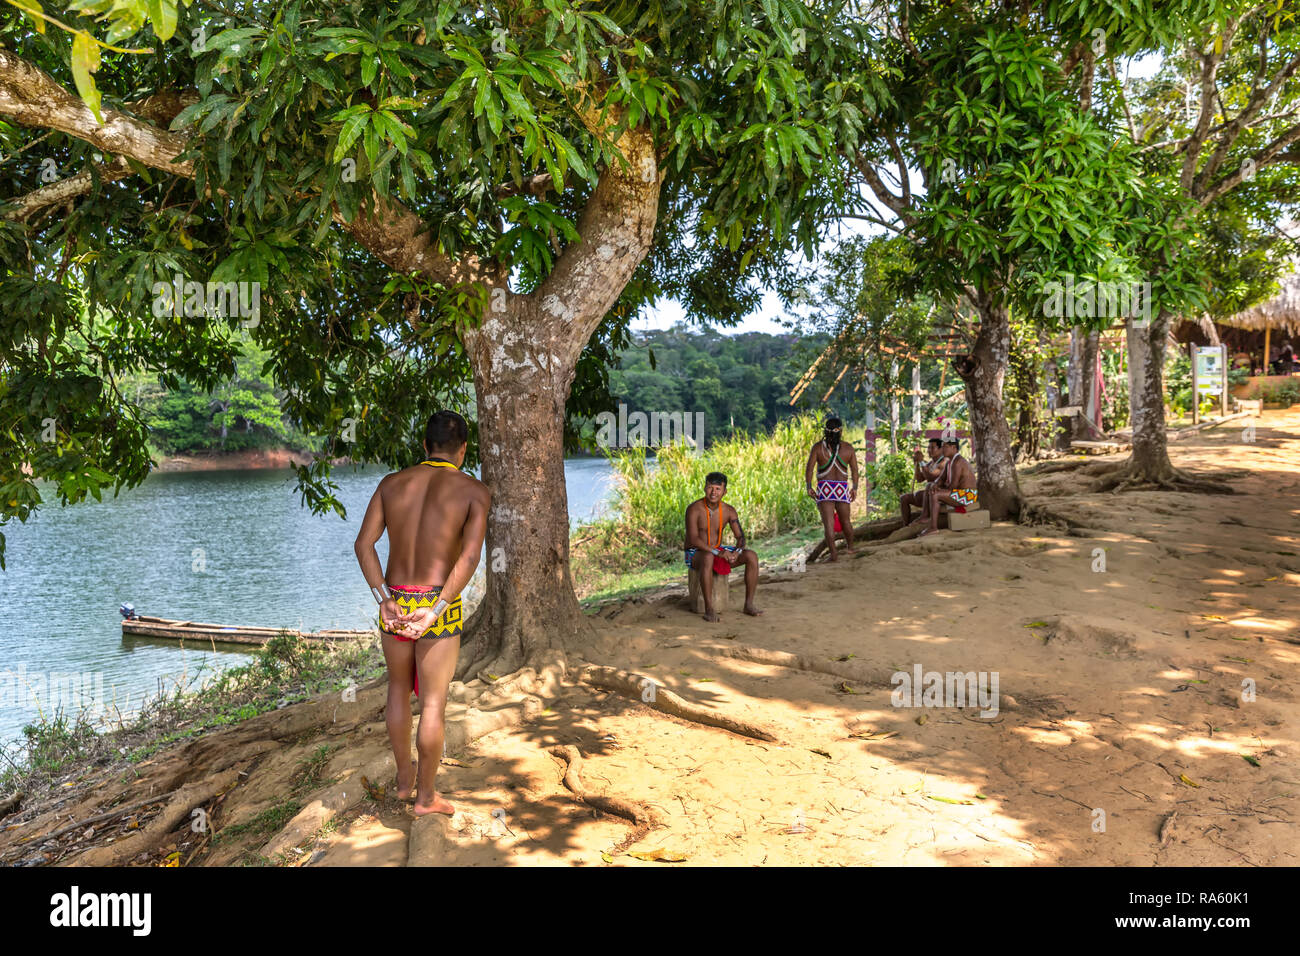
147, 0, 179, 42
70, 31, 103, 124
11, 0, 44, 34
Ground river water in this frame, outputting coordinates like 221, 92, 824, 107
0, 458, 619, 748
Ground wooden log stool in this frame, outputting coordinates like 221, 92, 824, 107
687, 565, 731, 614
945, 507, 991, 531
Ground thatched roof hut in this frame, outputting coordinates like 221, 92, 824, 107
1220, 268, 1300, 336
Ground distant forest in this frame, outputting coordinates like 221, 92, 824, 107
130, 325, 844, 458
603, 325, 837, 440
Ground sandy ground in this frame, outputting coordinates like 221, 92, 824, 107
4, 410, 1297, 867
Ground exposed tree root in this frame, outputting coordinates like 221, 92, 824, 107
18, 792, 173, 848
702, 641, 896, 689
550, 745, 661, 853
580, 664, 780, 742
1018, 498, 1097, 535
68, 766, 246, 866
1022, 458, 1118, 477
807, 516, 904, 563
1090, 464, 1236, 496
703, 641, 1021, 716
0, 791, 23, 819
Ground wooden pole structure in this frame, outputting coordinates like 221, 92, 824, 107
1220, 343, 1229, 416
912, 364, 922, 430
1190, 342, 1199, 425
1264, 324, 1271, 375
889, 359, 899, 453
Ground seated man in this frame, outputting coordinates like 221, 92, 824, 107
684, 471, 762, 622
920, 438, 978, 537
900, 438, 944, 525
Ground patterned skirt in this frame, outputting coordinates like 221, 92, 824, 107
816, 479, 851, 503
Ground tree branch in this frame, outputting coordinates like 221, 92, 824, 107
1195, 48, 1300, 194
0, 50, 497, 292
532, 120, 660, 369
1197, 120, 1300, 208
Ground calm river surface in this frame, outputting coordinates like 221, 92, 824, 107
0, 458, 619, 748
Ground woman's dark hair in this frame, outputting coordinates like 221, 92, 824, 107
823, 416, 843, 449
705, 472, 728, 488
424, 410, 469, 452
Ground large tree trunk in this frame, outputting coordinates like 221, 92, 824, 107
1127, 308, 1174, 479
1069, 327, 1101, 440
456, 125, 660, 679
1126, 314, 1152, 432
958, 293, 1022, 519
458, 299, 585, 678
1093, 310, 1233, 494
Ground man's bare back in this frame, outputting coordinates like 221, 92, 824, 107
371, 462, 489, 588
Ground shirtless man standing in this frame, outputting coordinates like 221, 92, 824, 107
684, 472, 763, 622
354, 410, 490, 816
920, 438, 978, 537
804, 416, 859, 561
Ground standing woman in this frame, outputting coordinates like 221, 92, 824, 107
804, 417, 859, 561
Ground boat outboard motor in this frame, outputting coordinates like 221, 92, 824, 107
119, 602, 138, 620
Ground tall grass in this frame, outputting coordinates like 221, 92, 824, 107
599, 415, 825, 554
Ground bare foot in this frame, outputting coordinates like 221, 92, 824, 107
396, 760, 416, 801
918, 527, 940, 537
828, 552, 839, 562
703, 610, 720, 622
744, 603, 764, 616
412, 792, 455, 816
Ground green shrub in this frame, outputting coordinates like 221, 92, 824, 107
865, 452, 914, 508
604, 414, 825, 551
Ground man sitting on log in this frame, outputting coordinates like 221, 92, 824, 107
684, 472, 763, 622
900, 437, 944, 525
919, 438, 978, 537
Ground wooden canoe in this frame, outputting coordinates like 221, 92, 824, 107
121, 615, 374, 646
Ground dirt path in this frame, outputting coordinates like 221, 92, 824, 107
5, 410, 1297, 866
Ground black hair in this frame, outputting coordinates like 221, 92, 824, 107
705, 471, 728, 488
823, 416, 843, 449
424, 410, 469, 452
927, 437, 942, 449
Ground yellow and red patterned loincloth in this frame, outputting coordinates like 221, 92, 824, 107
383, 585, 463, 640
382, 585, 462, 697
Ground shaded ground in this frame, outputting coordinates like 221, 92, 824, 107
3, 410, 1297, 866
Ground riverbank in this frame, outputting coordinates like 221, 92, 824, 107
151, 448, 326, 472
3, 410, 1296, 866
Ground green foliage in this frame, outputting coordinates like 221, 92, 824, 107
126, 339, 318, 454
1101, 349, 1130, 432
586, 324, 829, 447
1261, 380, 1300, 406
909, 20, 1150, 322
0, 632, 382, 796
601, 414, 824, 557
864, 451, 912, 508
1, 0, 889, 568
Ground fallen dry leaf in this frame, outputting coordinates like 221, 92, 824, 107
628, 848, 687, 863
